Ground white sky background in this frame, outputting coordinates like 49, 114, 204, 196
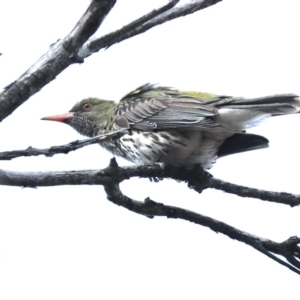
0, 0, 300, 298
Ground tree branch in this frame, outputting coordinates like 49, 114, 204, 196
1, 0, 297, 278
0, 0, 222, 123
0, 129, 127, 160
0, 0, 116, 122
84, 0, 222, 54
2, 158, 298, 275
95, 0, 180, 50
101, 159, 300, 276
0, 160, 299, 206
208, 178, 300, 207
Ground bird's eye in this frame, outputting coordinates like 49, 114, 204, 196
83, 102, 92, 110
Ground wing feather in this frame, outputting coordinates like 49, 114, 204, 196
114, 83, 300, 132
115, 84, 222, 131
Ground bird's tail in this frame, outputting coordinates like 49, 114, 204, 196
217, 133, 269, 158
213, 94, 300, 131
217, 94, 300, 115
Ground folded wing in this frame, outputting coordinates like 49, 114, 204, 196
114, 83, 300, 132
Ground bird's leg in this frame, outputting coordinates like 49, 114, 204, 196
148, 163, 164, 183
162, 164, 211, 192
186, 164, 212, 193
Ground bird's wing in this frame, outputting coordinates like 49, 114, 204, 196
114, 84, 300, 132
114, 83, 225, 131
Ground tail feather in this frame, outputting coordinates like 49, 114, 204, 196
213, 94, 300, 131
217, 133, 269, 158
229, 94, 299, 105
219, 94, 300, 115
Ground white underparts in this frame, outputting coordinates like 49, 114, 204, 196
119, 131, 227, 169
215, 109, 270, 131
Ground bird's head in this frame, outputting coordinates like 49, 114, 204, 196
42, 98, 116, 137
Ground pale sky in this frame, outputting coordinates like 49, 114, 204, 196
0, 0, 300, 299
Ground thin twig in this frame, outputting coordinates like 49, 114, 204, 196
103, 0, 180, 50
86, 0, 222, 53
0, 129, 127, 160
208, 177, 300, 207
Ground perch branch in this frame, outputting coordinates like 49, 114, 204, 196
0, 160, 299, 205
208, 178, 300, 207
0, 158, 298, 275
102, 158, 300, 276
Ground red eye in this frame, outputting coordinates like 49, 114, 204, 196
83, 102, 92, 110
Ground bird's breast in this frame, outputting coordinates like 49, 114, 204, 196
101, 130, 225, 169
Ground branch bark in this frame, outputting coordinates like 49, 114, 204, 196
1, 141, 300, 207
1, 0, 298, 278
0, 0, 116, 122
0, 0, 222, 122
0, 158, 299, 275
84, 0, 222, 54
0, 129, 128, 160
104, 179, 300, 276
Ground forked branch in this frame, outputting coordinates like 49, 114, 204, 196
0, 157, 299, 275
0, 0, 222, 122
0, 138, 299, 207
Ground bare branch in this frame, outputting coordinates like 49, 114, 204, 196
85, 0, 222, 54
101, 160, 300, 276
0, 162, 299, 207
0, 129, 127, 160
83, 0, 180, 54
1, 0, 298, 277
208, 177, 300, 207
0, 0, 222, 123
0, 0, 116, 122
1, 158, 299, 274
0, 159, 299, 274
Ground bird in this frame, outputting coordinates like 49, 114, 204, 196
42, 83, 300, 169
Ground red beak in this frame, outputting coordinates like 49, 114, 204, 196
41, 112, 74, 122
